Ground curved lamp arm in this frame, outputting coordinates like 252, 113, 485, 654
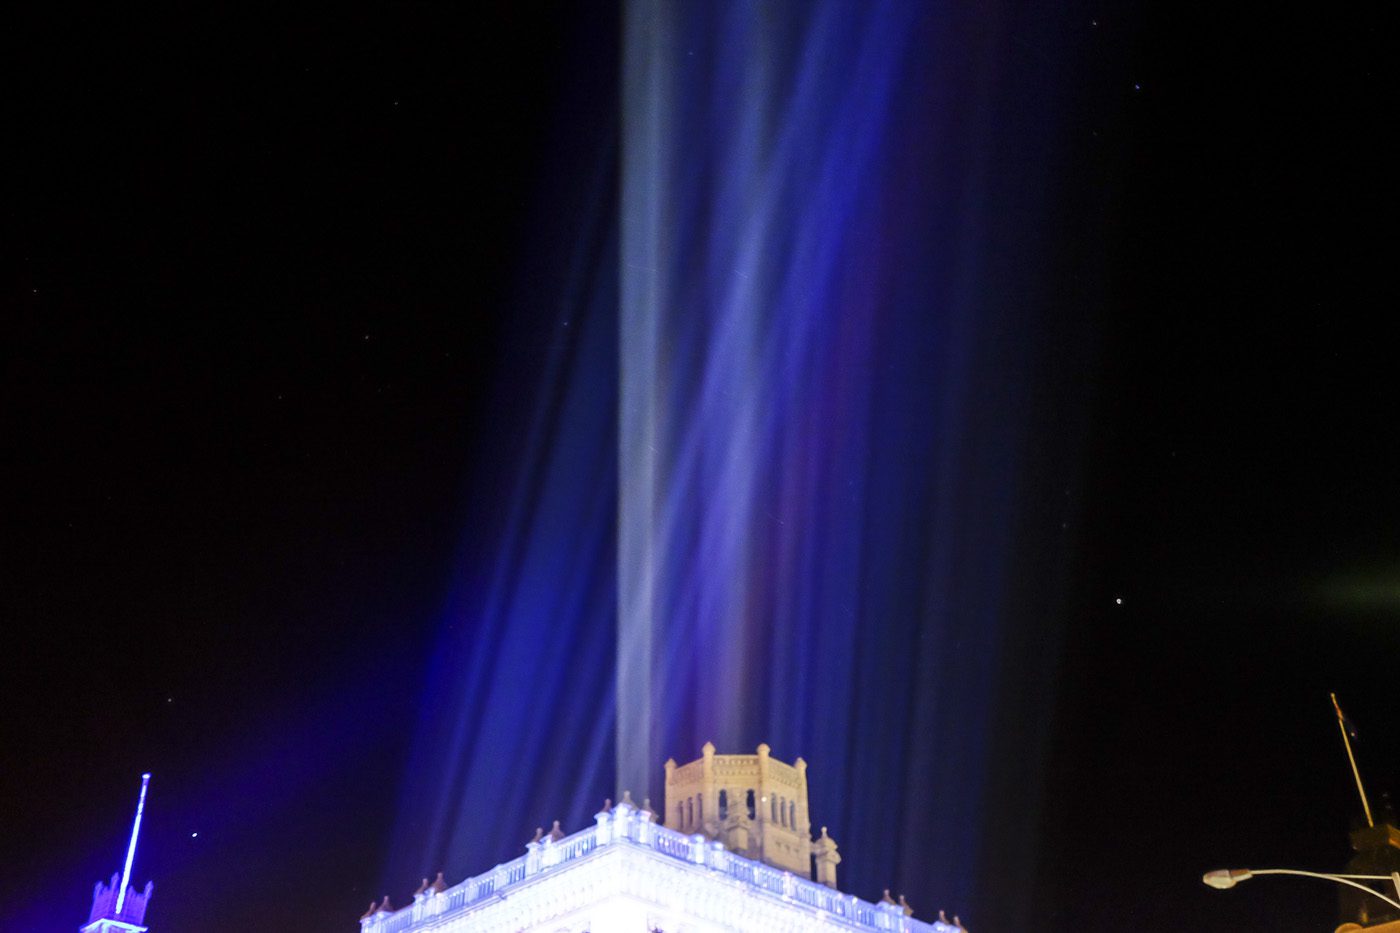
1203, 868, 1400, 912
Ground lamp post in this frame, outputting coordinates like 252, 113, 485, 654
1202, 868, 1400, 912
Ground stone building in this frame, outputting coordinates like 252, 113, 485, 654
358, 744, 965, 933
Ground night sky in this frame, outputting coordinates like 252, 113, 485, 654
3, 4, 1394, 933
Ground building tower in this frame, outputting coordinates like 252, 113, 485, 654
664, 742, 841, 887
82, 773, 155, 933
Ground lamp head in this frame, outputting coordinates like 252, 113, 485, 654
1203, 869, 1253, 890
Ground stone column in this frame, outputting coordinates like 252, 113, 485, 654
811, 825, 841, 888
756, 742, 771, 858
663, 757, 677, 827
700, 741, 717, 835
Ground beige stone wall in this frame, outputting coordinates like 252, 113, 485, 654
663, 742, 834, 883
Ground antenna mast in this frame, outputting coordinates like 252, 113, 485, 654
115, 773, 151, 915
1331, 694, 1374, 828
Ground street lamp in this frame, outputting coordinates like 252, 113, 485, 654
1201, 868, 1400, 912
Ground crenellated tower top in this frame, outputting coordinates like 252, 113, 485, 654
663, 742, 841, 887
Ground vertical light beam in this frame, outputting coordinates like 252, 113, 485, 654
617, 0, 674, 802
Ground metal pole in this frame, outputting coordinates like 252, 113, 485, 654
1332, 693, 1374, 828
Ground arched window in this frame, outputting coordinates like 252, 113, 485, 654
686, 797, 694, 828
718, 789, 728, 820
770, 795, 778, 822
788, 800, 796, 828
746, 789, 756, 819
697, 795, 703, 822
778, 796, 787, 826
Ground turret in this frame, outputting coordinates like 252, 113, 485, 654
662, 742, 840, 886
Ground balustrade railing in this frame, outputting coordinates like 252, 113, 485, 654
365, 806, 955, 933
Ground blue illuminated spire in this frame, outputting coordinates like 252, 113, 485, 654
81, 773, 155, 933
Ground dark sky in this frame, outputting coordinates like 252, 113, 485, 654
2, 4, 1394, 933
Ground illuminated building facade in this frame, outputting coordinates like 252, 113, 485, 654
81, 773, 155, 933
359, 746, 964, 933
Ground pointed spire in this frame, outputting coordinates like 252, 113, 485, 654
114, 773, 151, 916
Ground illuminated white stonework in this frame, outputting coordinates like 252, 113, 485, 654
360, 789, 964, 932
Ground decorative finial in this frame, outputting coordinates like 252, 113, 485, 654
881, 888, 896, 904
899, 894, 913, 916
431, 871, 447, 893
361, 901, 377, 920
621, 790, 635, 807
642, 798, 655, 820
549, 820, 565, 841
757, 742, 770, 755
701, 740, 716, 756
413, 877, 429, 896
954, 915, 964, 931
939, 909, 949, 923
377, 895, 393, 913
531, 826, 544, 843
602, 797, 613, 811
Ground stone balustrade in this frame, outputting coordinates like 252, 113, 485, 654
360, 800, 962, 933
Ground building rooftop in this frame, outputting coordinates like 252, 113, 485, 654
360, 796, 964, 932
